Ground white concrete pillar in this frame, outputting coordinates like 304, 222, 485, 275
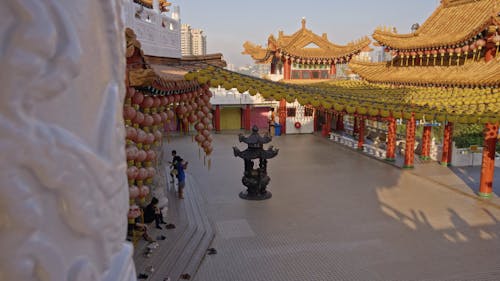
0, 1, 136, 281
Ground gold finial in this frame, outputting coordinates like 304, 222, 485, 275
301, 17, 306, 29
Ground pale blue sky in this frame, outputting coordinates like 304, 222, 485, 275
173, 0, 440, 67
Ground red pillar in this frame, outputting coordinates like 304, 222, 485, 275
479, 122, 499, 198
404, 113, 416, 169
357, 117, 365, 150
421, 126, 432, 160
313, 109, 319, 131
214, 105, 221, 133
386, 117, 396, 161
279, 99, 287, 135
330, 63, 336, 77
244, 105, 251, 131
353, 116, 359, 135
283, 58, 291, 80
441, 122, 453, 166
336, 113, 344, 131
326, 111, 332, 134
270, 62, 276, 74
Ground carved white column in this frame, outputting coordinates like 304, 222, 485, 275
0, 1, 136, 281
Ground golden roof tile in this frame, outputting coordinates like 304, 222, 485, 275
349, 58, 500, 87
373, 0, 500, 50
242, 19, 371, 62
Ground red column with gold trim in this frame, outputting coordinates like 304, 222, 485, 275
404, 113, 416, 169
279, 99, 287, 135
283, 58, 291, 80
386, 117, 396, 161
330, 63, 336, 77
479, 122, 499, 198
357, 117, 365, 150
421, 126, 432, 160
441, 122, 453, 166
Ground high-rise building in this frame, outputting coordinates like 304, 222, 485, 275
181, 24, 207, 56
191, 28, 207, 56
181, 24, 192, 56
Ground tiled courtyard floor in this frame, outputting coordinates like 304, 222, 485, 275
167, 133, 500, 281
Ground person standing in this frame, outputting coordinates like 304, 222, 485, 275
176, 158, 188, 199
169, 150, 182, 185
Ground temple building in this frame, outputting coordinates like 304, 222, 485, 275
348, 0, 500, 197
242, 18, 371, 81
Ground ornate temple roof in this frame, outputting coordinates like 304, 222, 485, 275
372, 0, 500, 51
349, 58, 500, 87
242, 18, 371, 63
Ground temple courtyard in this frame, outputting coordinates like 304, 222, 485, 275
158, 132, 500, 281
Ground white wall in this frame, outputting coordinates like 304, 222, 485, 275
285, 101, 314, 134
124, 0, 181, 58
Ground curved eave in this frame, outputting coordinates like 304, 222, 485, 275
281, 37, 371, 60
372, 0, 498, 51
349, 59, 500, 87
242, 41, 273, 63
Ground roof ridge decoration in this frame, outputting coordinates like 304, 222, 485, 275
373, 0, 500, 51
242, 19, 371, 63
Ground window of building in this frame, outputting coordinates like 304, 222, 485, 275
312, 71, 320, 79
291, 71, 300, 79
304, 107, 314, 117
302, 71, 311, 79
287, 107, 296, 117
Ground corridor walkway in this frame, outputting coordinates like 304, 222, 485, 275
169, 133, 500, 281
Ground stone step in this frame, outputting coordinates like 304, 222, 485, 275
133, 172, 214, 281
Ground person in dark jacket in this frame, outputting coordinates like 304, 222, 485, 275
143, 197, 166, 229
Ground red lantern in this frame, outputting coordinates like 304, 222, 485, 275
141, 96, 154, 108
146, 133, 155, 144
126, 146, 138, 161
206, 123, 214, 131
476, 39, 486, 48
188, 114, 198, 124
167, 95, 175, 104
153, 130, 162, 142
138, 168, 149, 180
153, 97, 161, 108
136, 150, 147, 162
197, 111, 205, 119
139, 185, 150, 197
159, 112, 168, 122
129, 185, 140, 199
202, 106, 210, 114
132, 92, 144, 105
195, 122, 205, 131
202, 140, 210, 148
202, 129, 210, 137
462, 45, 470, 52
167, 109, 175, 120
152, 113, 162, 125
133, 111, 144, 125
195, 134, 205, 143
174, 94, 181, 103
146, 150, 156, 161
126, 87, 136, 98
143, 114, 154, 127
136, 129, 147, 143
123, 106, 137, 120
126, 127, 137, 141
127, 166, 138, 180
160, 96, 168, 106
202, 117, 211, 125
